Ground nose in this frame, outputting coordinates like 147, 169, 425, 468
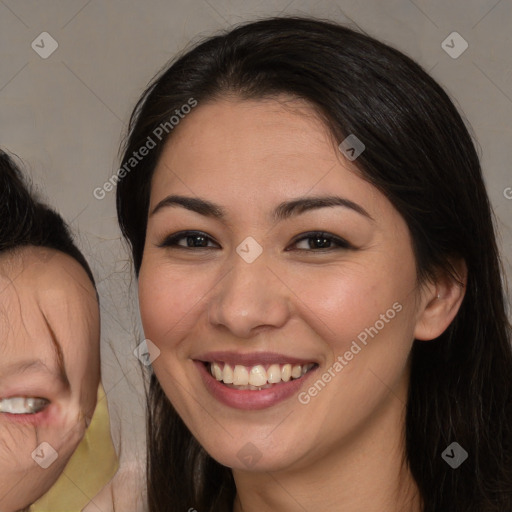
207, 249, 292, 338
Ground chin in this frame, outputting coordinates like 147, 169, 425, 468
197, 432, 299, 473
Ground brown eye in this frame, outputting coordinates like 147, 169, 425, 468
158, 231, 219, 249
288, 232, 353, 251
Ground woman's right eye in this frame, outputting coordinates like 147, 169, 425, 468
158, 231, 220, 250
0, 397, 50, 415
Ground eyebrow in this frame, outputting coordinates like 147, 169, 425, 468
150, 194, 374, 223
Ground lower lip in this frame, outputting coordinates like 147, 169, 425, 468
194, 361, 317, 410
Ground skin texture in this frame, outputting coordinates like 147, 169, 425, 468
138, 97, 466, 512
0, 246, 100, 512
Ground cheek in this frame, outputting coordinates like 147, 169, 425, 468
66, 343, 101, 421
78, 344, 101, 419
138, 262, 208, 348
0, 417, 82, 478
289, 263, 409, 355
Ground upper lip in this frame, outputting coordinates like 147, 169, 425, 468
194, 351, 318, 368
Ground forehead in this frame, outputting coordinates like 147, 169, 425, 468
155, 97, 336, 178
151, 97, 383, 219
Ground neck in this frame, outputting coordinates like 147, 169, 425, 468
232, 377, 421, 512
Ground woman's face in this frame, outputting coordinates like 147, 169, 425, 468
138, 97, 427, 472
0, 247, 100, 511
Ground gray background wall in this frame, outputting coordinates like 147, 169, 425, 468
1, 0, 511, 509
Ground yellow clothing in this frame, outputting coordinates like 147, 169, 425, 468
29, 383, 119, 512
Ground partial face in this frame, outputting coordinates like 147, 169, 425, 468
0, 247, 100, 511
138, 98, 424, 472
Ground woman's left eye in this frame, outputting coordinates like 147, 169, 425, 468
158, 231, 219, 249
288, 232, 353, 251
0, 397, 50, 415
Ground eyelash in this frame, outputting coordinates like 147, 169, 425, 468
157, 230, 353, 252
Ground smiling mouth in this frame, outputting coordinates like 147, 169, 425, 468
204, 361, 318, 390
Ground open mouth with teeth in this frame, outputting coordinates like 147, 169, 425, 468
0, 396, 54, 424
205, 362, 318, 391
0, 397, 50, 414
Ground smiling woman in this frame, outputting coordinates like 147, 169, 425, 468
0, 150, 117, 512
116, 16, 512, 512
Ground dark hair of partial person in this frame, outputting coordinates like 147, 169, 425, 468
0, 149, 96, 288
116, 15, 512, 512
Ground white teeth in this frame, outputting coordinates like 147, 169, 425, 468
208, 361, 315, 389
233, 365, 249, 386
249, 365, 267, 387
0, 397, 49, 414
222, 364, 234, 384
212, 362, 223, 380
291, 365, 302, 379
281, 364, 292, 382
267, 364, 281, 384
